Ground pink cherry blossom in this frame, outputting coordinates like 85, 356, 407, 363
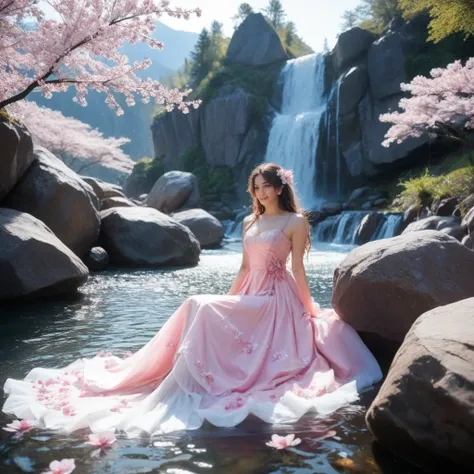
87, 431, 117, 448
3, 419, 36, 433
8, 101, 134, 174
381, 58, 474, 147
43, 458, 76, 474
0, 0, 201, 115
266, 433, 302, 450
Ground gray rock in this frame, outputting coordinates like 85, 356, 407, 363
356, 212, 384, 244
0, 208, 88, 300
82, 247, 109, 272
320, 201, 342, 215
461, 206, 474, 234
81, 176, 125, 200
99, 207, 201, 267
462, 234, 474, 250
152, 108, 200, 170
453, 194, 474, 217
200, 88, 255, 168
366, 298, 474, 470
332, 27, 376, 73
0, 116, 34, 201
172, 208, 225, 249
139, 194, 148, 201
332, 230, 474, 345
440, 226, 465, 242
361, 201, 372, 210
368, 32, 407, 100
373, 198, 388, 207
101, 196, 136, 211
4, 147, 100, 256
359, 92, 429, 169
226, 13, 288, 66
146, 171, 200, 214
432, 196, 458, 216
403, 216, 461, 234
349, 187, 375, 202
338, 65, 369, 115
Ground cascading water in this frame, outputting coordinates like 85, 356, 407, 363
313, 211, 404, 245
264, 54, 326, 209
373, 214, 404, 240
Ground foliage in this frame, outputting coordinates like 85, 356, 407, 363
232, 3, 254, 29
399, 0, 474, 43
384, 150, 474, 211
127, 155, 165, 194
262, 0, 286, 29
179, 146, 235, 206
381, 58, 474, 148
404, 22, 474, 79
0, 0, 201, 114
341, 0, 400, 34
191, 61, 284, 109
10, 101, 134, 173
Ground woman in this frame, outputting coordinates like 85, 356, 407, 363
2, 163, 382, 437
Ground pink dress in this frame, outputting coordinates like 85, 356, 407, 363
2, 220, 382, 437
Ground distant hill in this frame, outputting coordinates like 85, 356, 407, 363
33, 22, 199, 168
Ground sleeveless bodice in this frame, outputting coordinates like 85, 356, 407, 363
243, 228, 291, 271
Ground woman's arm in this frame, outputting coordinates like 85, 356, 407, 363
290, 215, 314, 314
228, 217, 251, 295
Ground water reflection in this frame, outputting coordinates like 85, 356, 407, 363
0, 240, 423, 474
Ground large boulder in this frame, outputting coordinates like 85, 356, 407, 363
146, 171, 200, 214
355, 212, 384, 244
403, 215, 461, 234
366, 298, 474, 470
172, 208, 225, 249
368, 32, 407, 100
3, 147, 100, 256
81, 176, 125, 200
100, 196, 136, 211
151, 108, 200, 171
0, 115, 34, 201
226, 13, 288, 66
332, 27, 376, 73
332, 230, 474, 346
359, 92, 429, 169
0, 209, 88, 300
99, 207, 201, 267
338, 65, 369, 115
200, 87, 259, 168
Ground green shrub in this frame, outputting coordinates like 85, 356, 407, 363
179, 146, 235, 207
127, 155, 165, 195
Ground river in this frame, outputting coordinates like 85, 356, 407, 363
0, 239, 422, 474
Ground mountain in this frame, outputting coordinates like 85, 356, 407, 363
33, 22, 199, 170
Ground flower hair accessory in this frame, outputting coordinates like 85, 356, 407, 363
277, 168, 294, 186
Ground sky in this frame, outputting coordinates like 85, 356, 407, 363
161, 0, 363, 52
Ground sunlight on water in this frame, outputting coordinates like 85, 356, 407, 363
0, 241, 422, 474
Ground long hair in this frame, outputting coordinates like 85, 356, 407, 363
246, 163, 311, 254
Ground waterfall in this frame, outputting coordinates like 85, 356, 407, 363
373, 214, 403, 240
264, 54, 326, 209
313, 211, 403, 245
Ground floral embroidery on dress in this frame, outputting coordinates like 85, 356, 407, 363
272, 352, 289, 362
241, 342, 258, 354
302, 311, 312, 321
195, 360, 214, 385
224, 396, 245, 410
267, 254, 286, 280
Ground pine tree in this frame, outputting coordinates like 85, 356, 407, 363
341, 10, 358, 31
190, 28, 212, 87
323, 37, 330, 53
262, 0, 286, 29
285, 21, 296, 46
232, 3, 254, 29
